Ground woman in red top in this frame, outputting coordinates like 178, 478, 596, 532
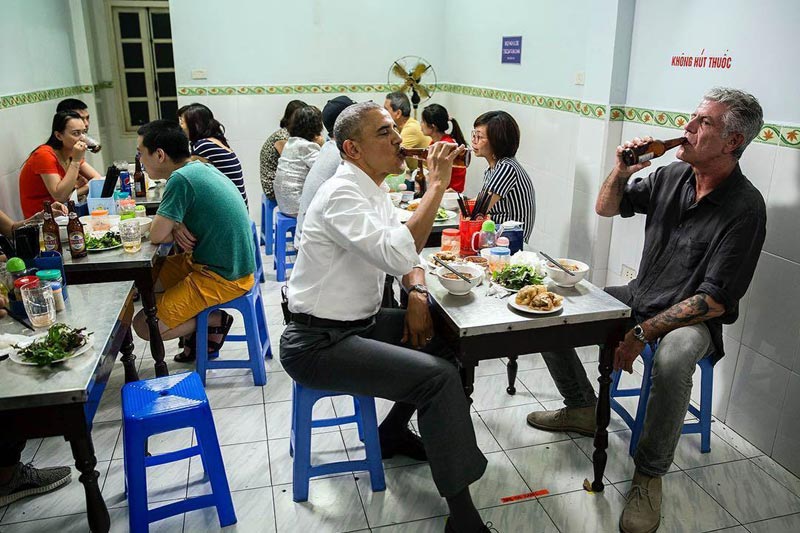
18, 111, 100, 217
420, 104, 468, 192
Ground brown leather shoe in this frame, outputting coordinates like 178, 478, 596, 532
526, 405, 596, 436
619, 470, 662, 533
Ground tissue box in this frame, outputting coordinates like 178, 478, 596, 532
87, 179, 117, 214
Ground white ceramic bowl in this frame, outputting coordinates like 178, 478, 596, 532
434, 263, 484, 295
441, 192, 460, 211
543, 258, 589, 287
137, 217, 152, 238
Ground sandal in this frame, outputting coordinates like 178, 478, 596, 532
174, 332, 197, 363
207, 310, 234, 355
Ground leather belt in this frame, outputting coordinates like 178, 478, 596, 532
289, 312, 374, 329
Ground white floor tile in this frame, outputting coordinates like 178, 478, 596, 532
262, 371, 293, 404
268, 432, 349, 486
516, 368, 566, 403
470, 412, 502, 454
468, 451, 530, 509
474, 357, 508, 377
686, 459, 800, 523
265, 398, 337, 440
112, 427, 194, 461
615, 471, 738, 533
34, 421, 120, 467
538, 488, 627, 533
745, 512, 800, 533
103, 457, 189, 508
506, 440, 595, 496
187, 440, 271, 496
209, 404, 267, 446
471, 373, 538, 411
204, 374, 266, 409
672, 431, 746, 470
712, 420, 767, 458
355, 463, 447, 527
272, 477, 368, 533
183, 486, 276, 532
751, 455, 800, 498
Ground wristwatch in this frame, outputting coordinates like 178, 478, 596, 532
409, 284, 429, 296
632, 324, 648, 343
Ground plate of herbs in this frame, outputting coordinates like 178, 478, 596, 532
9, 324, 93, 366
491, 264, 546, 292
86, 231, 122, 252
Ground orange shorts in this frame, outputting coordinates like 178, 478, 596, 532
155, 253, 254, 329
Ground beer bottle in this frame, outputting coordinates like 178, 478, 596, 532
621, 137, 687, 166
42, 201, 62, 253
66, 201, 87, 258
133, 153, 146, 198
400, 145, 471, 168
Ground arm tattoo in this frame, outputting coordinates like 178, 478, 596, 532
644, 294, 721, 339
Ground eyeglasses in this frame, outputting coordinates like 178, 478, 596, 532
471, 130, 486, 141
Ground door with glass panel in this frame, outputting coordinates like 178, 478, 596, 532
111, 4, 177, 131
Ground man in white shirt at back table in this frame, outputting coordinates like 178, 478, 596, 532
281, 102, 491, 533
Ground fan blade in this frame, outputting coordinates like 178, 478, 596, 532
414, 83, 430, 99
398, 80, 412, 93
392, 62, 409, 80
411, 62, 430, 80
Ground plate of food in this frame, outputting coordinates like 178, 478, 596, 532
435, 208, 457, 222
427, 250, 461, 268
8, 324, 93, 366
491, 264, 545, 292
86, 231, 122, 252
508, 285, 564, 314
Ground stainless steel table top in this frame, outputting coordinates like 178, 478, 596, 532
422, 249, 631, 337
62, 242, 171, 272
0, 281, 134, 410
138, 184, 165, 210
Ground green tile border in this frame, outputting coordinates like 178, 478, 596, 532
0, 82, 114, 110
178, 83, 402, 96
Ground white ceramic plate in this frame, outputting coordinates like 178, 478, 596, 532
507, 299, 563, 315
9, 335, 94, 366
395, 207, 456, 223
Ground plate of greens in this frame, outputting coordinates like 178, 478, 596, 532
435, 208, 457, 222
86, 231, 122, 252
9, 324, 93, 366
491, 264, 545, 292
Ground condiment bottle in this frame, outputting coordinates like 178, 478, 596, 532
441, 228, 460, 254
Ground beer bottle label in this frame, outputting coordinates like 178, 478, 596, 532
638, 152, 655, 163
44, 234, 59, 250
69, 232, 86, 252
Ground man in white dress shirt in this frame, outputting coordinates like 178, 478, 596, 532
280, 102, 490, 533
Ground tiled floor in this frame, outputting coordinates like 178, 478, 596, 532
3, 253, 800, 532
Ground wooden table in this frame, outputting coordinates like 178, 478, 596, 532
62, 242, 172, 379
424, 260, 631, 492
0, 282, 137, 533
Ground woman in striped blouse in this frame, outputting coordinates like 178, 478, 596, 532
471, 111, 536, 241
178, 103, 248, 206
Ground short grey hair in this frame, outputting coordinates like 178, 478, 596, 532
702, 87, 763, 159
334, 101, 383, 154
385, 91, 411, 117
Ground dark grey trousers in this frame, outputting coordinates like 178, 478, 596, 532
280, 308, 487, 497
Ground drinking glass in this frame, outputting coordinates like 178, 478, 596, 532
120, 219, 141, 253
21, 283, 56, 328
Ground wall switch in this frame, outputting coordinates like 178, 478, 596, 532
621, 264, 637, 281
191, 69, 208, 80
574, 71, 585, 85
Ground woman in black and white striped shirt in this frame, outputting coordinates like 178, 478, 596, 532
471, 111, 536, 241
178, 103, 248, 206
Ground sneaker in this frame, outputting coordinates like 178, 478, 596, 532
619, 471, 662, 533
0, 462, 72, 506
526, 405, 596, 436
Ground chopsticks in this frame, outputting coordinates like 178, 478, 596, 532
539, 250, 576, 277
432, 255, 473, 283
462, 190, 492, 220
456, 193, 470, 218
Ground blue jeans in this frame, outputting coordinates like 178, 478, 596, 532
541, 287, 712, 477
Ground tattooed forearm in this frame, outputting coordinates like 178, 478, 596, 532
596, 172, 631, 216
642, 294, 725, 340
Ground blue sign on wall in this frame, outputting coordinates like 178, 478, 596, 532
502, 36, 522, 64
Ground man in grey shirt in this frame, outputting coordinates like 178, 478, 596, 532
297, 96, 356, 236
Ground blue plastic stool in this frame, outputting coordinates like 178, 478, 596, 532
195, 281, 270, 386
250, 221, 265, 284
260, 194, 277, 251
122, 372, 236, 532
289, 382, 386, 502
610, 341, 714, 456
274, 211, 297, 282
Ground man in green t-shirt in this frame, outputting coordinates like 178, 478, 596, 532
132, 120, 255, 362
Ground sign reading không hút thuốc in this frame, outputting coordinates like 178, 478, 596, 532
502, 36, 522, 64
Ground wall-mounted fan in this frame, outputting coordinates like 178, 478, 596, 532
387, 56, 437, 118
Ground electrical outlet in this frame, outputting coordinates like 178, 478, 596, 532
621, 264, 637, 281
574, 71, 585, 85
191, 69, 208, 80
